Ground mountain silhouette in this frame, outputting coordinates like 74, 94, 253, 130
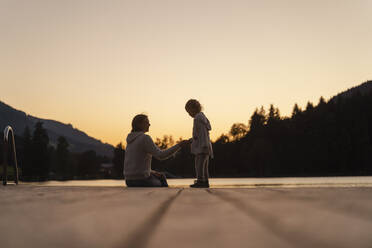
332, 80, 372, 101
0, 101, 114, 157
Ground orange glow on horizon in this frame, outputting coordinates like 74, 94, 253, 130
1, 0, 371, 146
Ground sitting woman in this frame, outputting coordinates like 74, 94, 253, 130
124, 114, 190, 187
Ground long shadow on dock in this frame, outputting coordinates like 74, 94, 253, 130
117, 189, 183, 248
206, 189, 334, 248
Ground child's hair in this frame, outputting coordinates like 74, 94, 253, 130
131, 114, 148, 132
185, 99, 202, 113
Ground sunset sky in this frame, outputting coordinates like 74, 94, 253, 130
1, 0, 371, 146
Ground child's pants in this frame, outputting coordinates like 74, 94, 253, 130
195, 154, 209, 181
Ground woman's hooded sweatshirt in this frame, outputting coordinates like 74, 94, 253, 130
124, 132, 181, 180
191, 112, 214, 158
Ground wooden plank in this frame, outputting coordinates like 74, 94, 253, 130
1, 186, 372, 248
0, 186, 180, 248
148, 188, 291, 248
213, 188, 372, 248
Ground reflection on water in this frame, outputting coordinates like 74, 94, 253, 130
24, 176, 372, 188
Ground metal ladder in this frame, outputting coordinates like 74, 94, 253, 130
2, 126, 19, 186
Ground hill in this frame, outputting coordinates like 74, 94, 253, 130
332, 80, 372, 100
0, 101, 114, 157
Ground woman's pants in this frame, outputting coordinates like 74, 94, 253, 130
126, 172, 168, 187
195, 154, 209, 181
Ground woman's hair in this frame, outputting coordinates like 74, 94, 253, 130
131, 114, 148, 132
185, 99, 202, 113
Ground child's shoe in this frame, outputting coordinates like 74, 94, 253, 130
190, 180, 209, 188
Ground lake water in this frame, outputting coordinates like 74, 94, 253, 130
24, 176, 372, 188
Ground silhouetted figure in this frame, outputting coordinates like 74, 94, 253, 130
185, 99, 213, 188
124, 114, 190, 187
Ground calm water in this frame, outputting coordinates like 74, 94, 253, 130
24, 176, 372, 188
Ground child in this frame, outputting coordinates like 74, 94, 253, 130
185, 99, 213, 188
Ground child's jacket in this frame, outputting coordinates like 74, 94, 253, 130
191, 112, 214, 158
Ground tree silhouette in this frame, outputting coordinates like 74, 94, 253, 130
305, 101, 314, 112
292, 103, 302, 118
215, 134, 230, 144
112, 142, 125, 178
20, 126, 33, 180
229, 123, 248, 141
249, 107, 266, 133
267, 104, 281, 127
31, 122, 51, 181
55, 136, 72, 180
158, 87, 372, 178
155, 135, 174, 149
318, 96, 326, 107
8, 82, 372, 180
75, 150, 100, 178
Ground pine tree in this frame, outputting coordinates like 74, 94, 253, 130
21, 126, 33, 180
318, 96, 326, 106
267, 104, 281, 126
55, 136, 71, 179
112, 142, 125, 178
249, 108, 266, 133
268, 104, 275, 121
76, 150, 100, 178
291, 103, 302, 118
32, 122, 50, 181
306, 101, 314, 112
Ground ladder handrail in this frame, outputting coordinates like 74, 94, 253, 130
2, 126, 19, 186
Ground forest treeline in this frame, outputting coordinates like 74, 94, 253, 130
153, 90, 372, 178
0, 122, 118, 181
1, 89, 372, 181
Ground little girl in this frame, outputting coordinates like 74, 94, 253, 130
185, 99, 213, 188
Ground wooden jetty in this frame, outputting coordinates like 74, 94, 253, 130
1, 185, 372, 247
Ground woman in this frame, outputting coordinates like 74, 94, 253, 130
124, 114, 190, 187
